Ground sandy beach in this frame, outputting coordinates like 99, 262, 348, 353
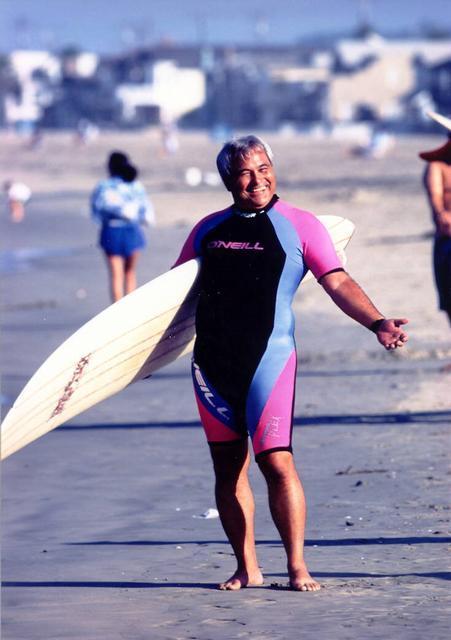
1, 129, 450, 639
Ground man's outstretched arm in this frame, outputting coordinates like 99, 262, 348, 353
320, 270, 408, 350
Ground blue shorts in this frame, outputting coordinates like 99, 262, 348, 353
434, 237, 451, 312
100, 223, 146, 258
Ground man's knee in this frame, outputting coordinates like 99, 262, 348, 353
257, 450, 295, 483
210, 440, 249, 480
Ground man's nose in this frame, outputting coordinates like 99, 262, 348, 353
248, 171, 260, 186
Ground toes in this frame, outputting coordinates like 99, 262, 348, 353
290, 580, 321, 592
219, 579, 241, 591
218, 570, 263, 590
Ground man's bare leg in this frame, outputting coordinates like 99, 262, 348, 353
210, 440, 264, 590
258, 451, 320, 591
441, 311, 451, 371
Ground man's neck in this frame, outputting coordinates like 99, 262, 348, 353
233, 194, 279, 217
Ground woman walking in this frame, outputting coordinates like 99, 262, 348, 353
91, 151, 155, 302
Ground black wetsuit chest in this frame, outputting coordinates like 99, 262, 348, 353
199, 212, 285, 308
194, 212, 287, 395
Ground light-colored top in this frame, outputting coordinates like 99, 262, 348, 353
6, 182, 31, 203
91, 177, 155, 226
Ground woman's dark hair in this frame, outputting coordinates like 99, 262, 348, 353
107, 151, 138, 182
121, 164, 138, 183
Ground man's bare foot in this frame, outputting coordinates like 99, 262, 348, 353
288, 561, 321, 592
219, 568, 264, 590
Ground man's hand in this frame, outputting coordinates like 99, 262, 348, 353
436, 210, 451, 237
375, 318, 409, 350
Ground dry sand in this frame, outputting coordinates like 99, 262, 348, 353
1, 129, 450, 639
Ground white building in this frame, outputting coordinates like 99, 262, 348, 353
335, 36, 451, 68
5, 50, 61, 128
330, 36, 451, 123
116, 60, 206, 124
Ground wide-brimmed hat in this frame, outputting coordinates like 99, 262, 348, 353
419, 111, 451, 162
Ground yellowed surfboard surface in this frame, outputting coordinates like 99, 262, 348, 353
1, 215, 354, 459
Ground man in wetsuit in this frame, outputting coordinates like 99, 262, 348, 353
174, 135, 408, 591
420, 113, 451, 326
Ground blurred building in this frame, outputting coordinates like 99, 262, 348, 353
1, 34, 450, 133
3, 50, 60, 132
115, 58, 206, 127
201, 45, 331, 130
412, 58, 451, 125
42, 49, 118, 128
330, 34, 451, 128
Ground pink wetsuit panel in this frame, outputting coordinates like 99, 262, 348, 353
274, 200, 343, 279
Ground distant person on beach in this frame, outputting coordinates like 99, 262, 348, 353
420, 112, 451, 326
160, 118, 179, 156
3, 180, 31, 223
91, 151, 155, 302
173, 135, 408, 592
74, 118, 99, 145
351, 125, 394, 159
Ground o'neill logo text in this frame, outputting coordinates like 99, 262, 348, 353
193, 362, 230, 420
207, 240, 264, 250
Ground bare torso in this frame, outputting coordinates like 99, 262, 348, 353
424, 161, 451, 236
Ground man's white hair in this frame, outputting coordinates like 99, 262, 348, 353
216, 135, 274, 186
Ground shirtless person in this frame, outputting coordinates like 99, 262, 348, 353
174, 135, 408, 591
420, 112, 451, 325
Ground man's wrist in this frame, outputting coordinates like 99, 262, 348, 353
369, 318, 386, 333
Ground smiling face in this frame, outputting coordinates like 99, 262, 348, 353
227, 148, 276, 211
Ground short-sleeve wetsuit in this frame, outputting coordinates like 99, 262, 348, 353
174, 196, 343, 459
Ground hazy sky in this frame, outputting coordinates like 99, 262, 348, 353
1, 0, 451, 53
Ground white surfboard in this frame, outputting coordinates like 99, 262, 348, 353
426, 110, 451, 132
1, 215, 355, 459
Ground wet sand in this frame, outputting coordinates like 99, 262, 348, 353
1, 129, 450, 639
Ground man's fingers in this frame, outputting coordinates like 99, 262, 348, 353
382, 330, 408, 349
377, 318, 409, 350
384, 338, 407, 349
